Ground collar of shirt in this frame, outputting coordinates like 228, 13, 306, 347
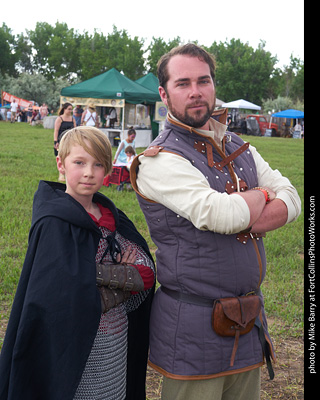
168, 113, 227, 148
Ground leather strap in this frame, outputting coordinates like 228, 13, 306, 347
193, 141, 250, 174
255, 317, 275, 380
230, 329, 240, 367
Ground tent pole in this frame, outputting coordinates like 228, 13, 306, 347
122, 104, 125, 139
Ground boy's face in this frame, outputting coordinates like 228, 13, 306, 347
56, 141, 106, 204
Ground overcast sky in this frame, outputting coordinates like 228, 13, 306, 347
3, 0, 304, 69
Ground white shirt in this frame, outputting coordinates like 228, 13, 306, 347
10, 102, 18, 112
136, 116, 301, 235
84, 110, 96, 126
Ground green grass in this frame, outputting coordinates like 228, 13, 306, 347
241, 135, 304, 336
0, 124, 304, 348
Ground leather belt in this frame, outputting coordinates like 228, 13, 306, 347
161, 287, 261, 308
161, 286, 214, 307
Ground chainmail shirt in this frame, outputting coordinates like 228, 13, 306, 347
74, 225, 154, 400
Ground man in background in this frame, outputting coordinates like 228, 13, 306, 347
73, 105, 84, 126
10, 99, 18, 123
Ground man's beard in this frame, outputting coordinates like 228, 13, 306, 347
167, 97, 215, 129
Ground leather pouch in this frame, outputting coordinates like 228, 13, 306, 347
212, 295, 261, 366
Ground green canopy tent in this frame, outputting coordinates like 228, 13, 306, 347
60, 69, 161, 143
135, 73, 162, 139
135, 72, 160, 94
61, 68, 160, 104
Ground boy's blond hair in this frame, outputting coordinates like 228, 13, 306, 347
58, 126, 113, 175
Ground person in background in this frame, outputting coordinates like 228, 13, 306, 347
10, 99, 18, 123
27, 104, 33, 123
0, 126, 155, 400
18, 108, 27, 122
131, 43, 301, 400
81, 104, 99, 127
30, 109, 38, 125
73, 104, 84, 126
113, 127, 136, 164
54, 102, 76, 181
124, 145, 136, 170
107, 107, 117, 128
39, 103, 49, 120
226, 113, 232, 128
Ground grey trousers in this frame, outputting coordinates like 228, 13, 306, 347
161, 368, 261, 400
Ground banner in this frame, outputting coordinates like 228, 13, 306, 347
2, 91, 33, 108
154, 101, 168, 121
60, 96, 125, 108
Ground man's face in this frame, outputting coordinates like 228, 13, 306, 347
159, 55, 216, 130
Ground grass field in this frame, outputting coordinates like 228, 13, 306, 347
0, 122, 304, 397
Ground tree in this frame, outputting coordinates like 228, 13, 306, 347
146, 36, 182, 75
2, 73, 68, 111
1, 22, 304, 107
0, 23, 16, 76
267, 55, 304, 102
262, 96, 294, 113
205, 39, 277, 104
77, 26, 146, 81
105, 26, 145, 80
78, 30, 109, 81
28, 22, 54, 76
28, 22, 81, 80
46, 23, 81, 80
13, 32, 33, 73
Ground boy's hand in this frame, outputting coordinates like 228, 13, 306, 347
117, 245, 137, 264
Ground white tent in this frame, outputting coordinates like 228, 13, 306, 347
221, 99, 261, 111
215, 98, 224, 108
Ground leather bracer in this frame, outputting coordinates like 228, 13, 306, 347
97, 286, 131, 313
96, 263, 144, 292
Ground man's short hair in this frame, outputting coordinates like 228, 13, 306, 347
157, 43, 216, 91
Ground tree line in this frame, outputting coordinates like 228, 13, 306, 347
0, 22, 304, 111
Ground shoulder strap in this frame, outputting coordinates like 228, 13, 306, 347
143, 145, 164, 157
130, 146, 182, 202
130, 148, 165, 202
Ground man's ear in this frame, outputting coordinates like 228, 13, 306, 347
56, 156, 65, 174
159, 86, 168, 107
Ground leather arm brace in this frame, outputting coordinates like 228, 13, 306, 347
96, 263, 145, 292
97, 286, 131, 313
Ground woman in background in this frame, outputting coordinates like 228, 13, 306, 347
53, 102, 76, 181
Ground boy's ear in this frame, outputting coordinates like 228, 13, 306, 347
56, 156, 65, 174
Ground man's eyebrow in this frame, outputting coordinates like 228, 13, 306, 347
174, 75, 212, 83
174, 78, 190, 83
198, 75, 212, 80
